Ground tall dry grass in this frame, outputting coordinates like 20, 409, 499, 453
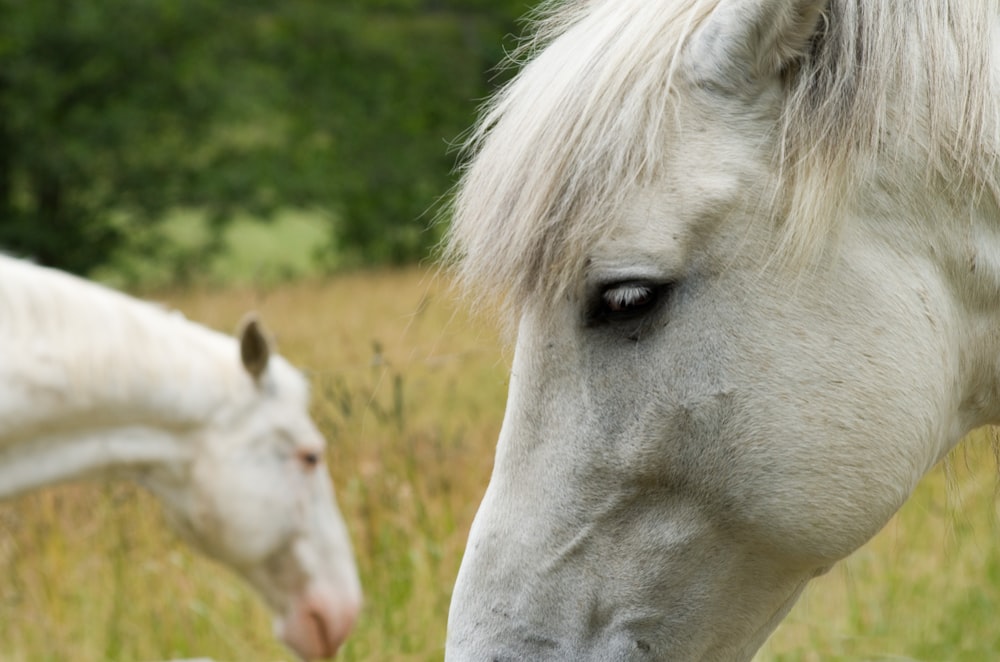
1, 268, 998, 661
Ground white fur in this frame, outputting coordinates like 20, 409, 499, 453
446, 1, 1000, 660
0, 255, 361, 660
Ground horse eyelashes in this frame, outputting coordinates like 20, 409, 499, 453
603, 284, 654, 312
589, 281, 672, 325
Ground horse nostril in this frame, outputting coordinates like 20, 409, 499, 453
279, 603, 354, 660
310, 610, 335, 658
278, 584, 360, 660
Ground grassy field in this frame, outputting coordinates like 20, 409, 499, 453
1, 268, 999, 661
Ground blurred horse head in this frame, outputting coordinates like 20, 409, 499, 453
0, 255, 361, 660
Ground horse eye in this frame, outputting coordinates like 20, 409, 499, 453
591, 281, 665, 323
604, 283, 654, 312
297, 449, 321, 470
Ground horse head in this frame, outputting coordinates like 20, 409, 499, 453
446, 0, 1000, 659
147, 316, 361, 660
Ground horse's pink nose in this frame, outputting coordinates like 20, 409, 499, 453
277, 586, 360, 660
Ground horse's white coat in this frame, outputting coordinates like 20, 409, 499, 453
446, 1, 1000, 660
0, 255, 361, 660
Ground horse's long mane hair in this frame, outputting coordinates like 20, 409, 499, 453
446, 0, 1000, 318
0, 257, 303, 433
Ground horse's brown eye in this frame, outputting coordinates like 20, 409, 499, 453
297, 449, 321, 470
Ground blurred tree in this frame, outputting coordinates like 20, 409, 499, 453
265, 3, 524, 265
0, 0, 533, 275
0, 0, 252, 273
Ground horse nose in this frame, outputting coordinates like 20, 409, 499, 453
277, 586, 361, 660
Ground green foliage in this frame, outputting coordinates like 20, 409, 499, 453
256, 2, 528, 266
0, 0, 535, 275
0, 0, 225, 272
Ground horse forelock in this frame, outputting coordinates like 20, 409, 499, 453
445, 0, 718, 324
447, 0, 1000, 322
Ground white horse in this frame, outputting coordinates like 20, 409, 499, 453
0, 255, 361, 660
446, 0, 1000, 660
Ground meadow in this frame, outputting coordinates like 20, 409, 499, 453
1, 268, 999, 661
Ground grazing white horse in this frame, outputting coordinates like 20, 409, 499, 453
445, 0, 1000, 660
0, 255, 361, 660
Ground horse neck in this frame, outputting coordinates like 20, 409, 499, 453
0, 258, 249, 498
0, 425, 201, 500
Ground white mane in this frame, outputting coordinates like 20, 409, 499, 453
0, 255, 306, 443
446, 0, 1000, 317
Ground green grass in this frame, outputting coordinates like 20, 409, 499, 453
1, 270, 999, 661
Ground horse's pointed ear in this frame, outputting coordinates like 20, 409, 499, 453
238, 312, 271, 381
689, 0, 828, 86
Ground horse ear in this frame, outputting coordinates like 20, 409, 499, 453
689, 0, 828, 85
238, 312, 271, 381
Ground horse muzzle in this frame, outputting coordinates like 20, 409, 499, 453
275, 583, 361, 660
